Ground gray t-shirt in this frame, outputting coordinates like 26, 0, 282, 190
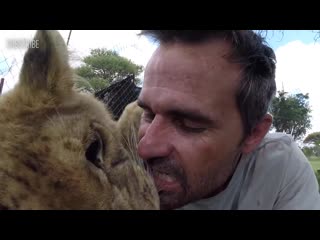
178, 132, 320, 210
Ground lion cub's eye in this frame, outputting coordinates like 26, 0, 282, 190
85, 133, 104, 169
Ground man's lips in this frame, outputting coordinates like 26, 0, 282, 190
152, 171, 181, 192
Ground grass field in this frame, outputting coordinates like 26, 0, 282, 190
308, 156, 320, 172
308, 157, 320, 188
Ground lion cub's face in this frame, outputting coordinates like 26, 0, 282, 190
0, 31, 159, 210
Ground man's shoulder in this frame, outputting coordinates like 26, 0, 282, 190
259, 132, 294, 148
255, 132, 303, 163
248, 133, 320, 210
251, 132, 311, 181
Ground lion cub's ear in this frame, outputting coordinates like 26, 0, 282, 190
19, 30, 73, 96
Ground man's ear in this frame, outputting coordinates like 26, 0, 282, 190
241, 114, 273, 154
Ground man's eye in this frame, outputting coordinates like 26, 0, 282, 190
142, 110, 155, 122
176, 119, 206, 133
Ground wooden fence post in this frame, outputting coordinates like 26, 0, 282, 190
0, 78, 4, 95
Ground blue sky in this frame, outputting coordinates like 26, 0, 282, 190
0, 57, 7, 75
264, 30, 319, 50
0, 57, 14, 74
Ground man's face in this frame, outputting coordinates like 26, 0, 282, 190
137, 39, 244, 210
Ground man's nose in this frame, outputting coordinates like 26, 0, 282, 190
138, 115, 173, 161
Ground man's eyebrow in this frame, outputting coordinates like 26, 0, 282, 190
167, 109, 213, 125
138, 99, 214, 125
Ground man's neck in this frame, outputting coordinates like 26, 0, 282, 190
203, 153, 243, 199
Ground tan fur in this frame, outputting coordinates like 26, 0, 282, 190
0, 30, 159, 210
117, 101, 143, 160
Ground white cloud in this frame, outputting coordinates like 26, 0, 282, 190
60, 30, 158, 70
275, 40, 320, 134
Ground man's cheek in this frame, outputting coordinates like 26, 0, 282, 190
138, 123, 148, 142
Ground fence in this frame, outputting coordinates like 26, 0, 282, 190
0, 51, 25, 95
95, 74, 141, 120
0, 78, 4, 95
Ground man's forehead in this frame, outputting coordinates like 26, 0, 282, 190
139, 86, 221, 115
146, 41, 232, 71
144, 41, 242, 90
141, 39, 242, 117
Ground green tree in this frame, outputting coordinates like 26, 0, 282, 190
74, 48, 143, 92
303, 132, 320, 157
304, 132, 320, 145
302, 146, 314, 157
270, 90, 312, 140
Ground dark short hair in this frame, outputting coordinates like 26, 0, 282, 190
139, 30, 277, 136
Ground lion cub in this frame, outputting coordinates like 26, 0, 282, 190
0, 30, 159, 210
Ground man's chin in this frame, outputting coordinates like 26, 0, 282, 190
158, 191, 187, 210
